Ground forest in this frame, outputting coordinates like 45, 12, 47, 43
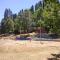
0, 0, 60, 36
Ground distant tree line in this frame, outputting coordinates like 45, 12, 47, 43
0, 0, 60, 35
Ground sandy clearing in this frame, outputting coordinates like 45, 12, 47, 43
0, 39, 60, 60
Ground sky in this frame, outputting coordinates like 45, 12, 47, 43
0, 0, 40, 22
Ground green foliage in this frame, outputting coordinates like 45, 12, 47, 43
42, 0, 60, 34
1, 18, 14, 33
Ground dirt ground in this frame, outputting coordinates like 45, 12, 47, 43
0, 38, 60, 60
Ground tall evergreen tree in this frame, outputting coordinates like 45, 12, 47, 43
4, 8, 13, 19
30, 5, 34, 14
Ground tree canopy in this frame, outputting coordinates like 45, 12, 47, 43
0, 0, 60, 35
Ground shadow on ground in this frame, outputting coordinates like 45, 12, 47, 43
48, 53, 60, 60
